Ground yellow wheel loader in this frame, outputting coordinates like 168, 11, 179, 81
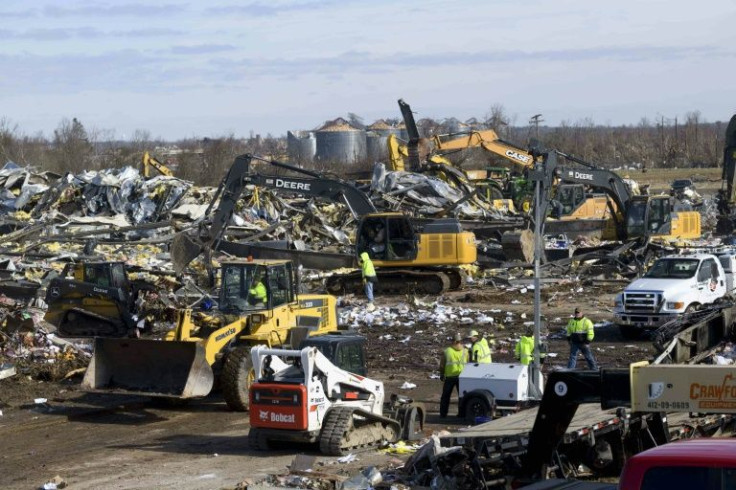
81, 258, 339, 411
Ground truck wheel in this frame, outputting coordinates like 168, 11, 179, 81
221, 346, 254, 412
401, 406, 424, 441
618, 324, 641, 340
685, 304, 699, 314
464, 395, 493, 424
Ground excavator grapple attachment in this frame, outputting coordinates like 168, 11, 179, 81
171, 232, 203, 274
82, 338, 214, 399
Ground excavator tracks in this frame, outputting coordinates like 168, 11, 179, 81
325, 268, 461, 296
318, 406, 400, 456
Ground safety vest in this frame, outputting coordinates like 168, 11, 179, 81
515, 335, 534, 365
443, 346, 467, 377
250, 281, 267, 301
471, 338, 492, 364
360, 252, 376, 277
566, 317, 594, 341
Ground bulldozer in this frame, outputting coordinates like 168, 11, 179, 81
80, 258, 339, 411
45, 261, 157, 338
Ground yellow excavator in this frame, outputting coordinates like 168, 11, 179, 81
171, 153, 477, 294
71, 258, 339, 411
141, 151, 174, 178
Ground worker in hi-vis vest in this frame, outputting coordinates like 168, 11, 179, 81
439, 333, 468, 419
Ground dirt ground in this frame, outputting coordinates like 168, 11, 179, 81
0, 280, 652, 490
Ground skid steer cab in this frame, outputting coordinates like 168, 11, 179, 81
248, 342, 425, 455
44, 261, 156, 338
82, 259, 339, 411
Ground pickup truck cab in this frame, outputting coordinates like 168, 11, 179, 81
613, 253, 730, 338
618, 438, 736, 489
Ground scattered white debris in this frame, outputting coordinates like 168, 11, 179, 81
34, 398, 47, 404
337, 453, 357, 463
400, 382, 417, 390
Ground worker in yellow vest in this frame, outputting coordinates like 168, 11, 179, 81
439, 333, 468, 419
248, 271, 267, 306
358, 251, 377, 312
468, 330, 492, 364
567, 307, 597, 369
515, 328, 535, 365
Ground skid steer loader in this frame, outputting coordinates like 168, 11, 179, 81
82, 258, 339, 411
248, 344, 425, 455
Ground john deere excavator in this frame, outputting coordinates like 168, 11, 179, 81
171, 154, 477, 294
77, 258, 339, 411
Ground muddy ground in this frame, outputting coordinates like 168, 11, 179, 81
0, 280, 653, 490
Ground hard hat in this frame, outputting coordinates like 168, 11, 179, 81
468, 329, 479, 338
453, 333, 463, 342
574, 307, 582, 315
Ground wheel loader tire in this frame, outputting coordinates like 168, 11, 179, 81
221, 346, 253, 412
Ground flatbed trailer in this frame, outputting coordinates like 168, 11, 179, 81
443, 403, 735, 482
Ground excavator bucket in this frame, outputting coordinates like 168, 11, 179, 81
82, 338, 214, 399
171, 232, 203, 274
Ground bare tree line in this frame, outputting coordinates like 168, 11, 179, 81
0, 108, 728, 187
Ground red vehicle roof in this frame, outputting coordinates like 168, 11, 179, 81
629, 439, 736, 466
619, 439, 736, 489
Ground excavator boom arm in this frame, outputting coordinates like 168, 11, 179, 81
171, 154, 376, 273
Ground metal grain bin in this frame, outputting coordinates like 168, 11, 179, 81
287, 130, 316, 163
366, 132, 387, 162
315, 118, 366, 164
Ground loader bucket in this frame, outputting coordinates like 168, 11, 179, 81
82, 338, 214, 399
171, 232, 203, 274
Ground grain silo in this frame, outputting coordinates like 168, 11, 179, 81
365, 120, 401, 162
315, 118, 366, 164
287, 130, 316, 163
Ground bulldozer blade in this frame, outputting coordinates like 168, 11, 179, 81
171, 232, 203, 274
82, 338, 214, 399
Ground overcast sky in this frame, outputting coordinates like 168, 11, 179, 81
1, 0, 734, 140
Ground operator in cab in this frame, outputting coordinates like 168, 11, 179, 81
248, 270, 267, 307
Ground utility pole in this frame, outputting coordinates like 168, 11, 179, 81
529, 114, 544, 139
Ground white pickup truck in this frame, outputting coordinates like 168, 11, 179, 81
613, 253, 735, 339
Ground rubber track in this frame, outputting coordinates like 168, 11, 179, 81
326, 269, 454, 295
247, 428, 270, 451
319, 406, 400, 456
319, 406, 354, 455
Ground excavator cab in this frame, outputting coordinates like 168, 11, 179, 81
625, 196, 673, 238
356, 214, 418, 262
